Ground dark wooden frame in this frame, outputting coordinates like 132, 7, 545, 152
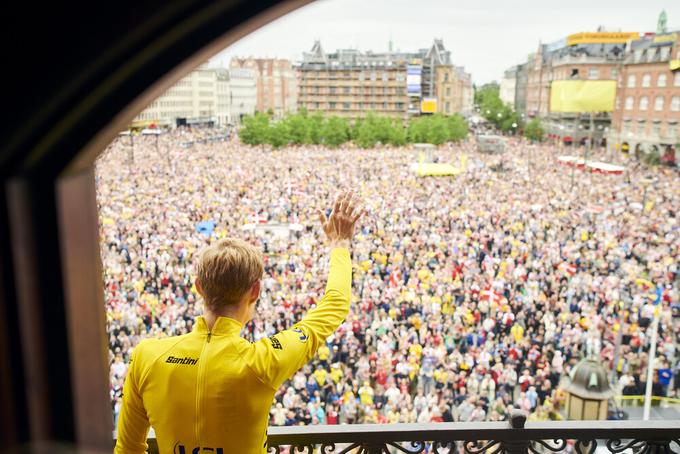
0, 0, 308, 450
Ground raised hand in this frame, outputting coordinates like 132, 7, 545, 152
317, 190, 364, 248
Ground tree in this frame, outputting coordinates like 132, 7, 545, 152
322, 116, 350, 147
239, 112, 270, 145
352, 112, 385, 148
308, 112, 325, 145
475, 83, 521, 134
284, 110, 312, 145
268, 119, 290, 148
446, 114, 468, 142
524, 118, 544, 142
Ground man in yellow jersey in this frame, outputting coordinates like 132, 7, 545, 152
115, 190, 364, 454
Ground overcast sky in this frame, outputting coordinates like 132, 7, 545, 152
209, 0, 680, 84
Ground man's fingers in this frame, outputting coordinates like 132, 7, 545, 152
339, 191, 352, 215
317, 208, 327, 225
351, 207, 365, 224
331, 193, 342, 218
317, 209, 331, 235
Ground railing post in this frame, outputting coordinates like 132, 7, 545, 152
504, 411, 529, 454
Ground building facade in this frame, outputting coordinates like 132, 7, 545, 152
297, 41, 411, 119
296, 40, 472, 119
230, 58, 297, 117
500, 67, 518, 106
507, 31, 648, 146
609, 32, 680, 159
228, 66, 257, 122
215, 69, 231, 126
543, 40, 626, 145
134, 65, 220, 126
514, 63, 529, 119
133, 64, 248, 127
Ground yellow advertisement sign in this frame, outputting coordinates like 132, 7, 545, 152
566, 32, 640, 46
670, 60, 680, 71
550, 80, 616, 113
654, 33, 677, 43
421, 98, 437, 114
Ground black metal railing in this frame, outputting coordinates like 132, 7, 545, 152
266, 413, 680, 454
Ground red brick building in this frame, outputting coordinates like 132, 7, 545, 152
231, 58, 297, 117
610, 32, 680, 161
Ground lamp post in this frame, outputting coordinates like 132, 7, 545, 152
643, 299, 660, 421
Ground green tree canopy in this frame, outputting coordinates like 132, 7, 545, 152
238, 110, 469, 148
524, 118, 544, 142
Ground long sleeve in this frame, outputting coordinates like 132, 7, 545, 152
114, 347, 151, 454
247, 247, 352, 388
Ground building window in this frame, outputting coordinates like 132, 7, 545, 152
396, 102, 404, 110
627, 74, 636, 88
444, 72, 449, 82
359, 72, 365, 81
647, 49, 657, 62
446, 87, 451, 96
654, 96, 664, 111
445, 102, 450, 113
383, 102, 388, 110
370, 71, 377, 81
588, 68, 599, 79
343, 102, 350, 110
652, 122, 661, 136
671, 96, 680, 112
668, 123, 677, 137
639, 96, 649, 111
658, 74, 667, 87
625, 96, 634, 110
660, 47, 670, 60
642, 74, 651, 87
637, 121, 646, 134
315, 102, 320, 109
674, 72, 680, 87
396, 73, 405, 82
343, 86, 350, 94
382, 72, 388, 82
329, 102, 336, 109
611, 68, 619, 79
623, 121, 631, 134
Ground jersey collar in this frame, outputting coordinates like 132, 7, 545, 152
194, 316, 243, 336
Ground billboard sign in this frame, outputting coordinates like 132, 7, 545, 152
421, 97, 437, 114
407, 65, 422, 96
550, 80, 616, 113
566, 32, 640, 46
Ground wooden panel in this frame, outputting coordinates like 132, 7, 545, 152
56, 168, 112, 451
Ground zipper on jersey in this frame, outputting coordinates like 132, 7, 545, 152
195, 330, 211, 449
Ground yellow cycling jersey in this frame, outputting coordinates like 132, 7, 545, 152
114, 247, 352, 454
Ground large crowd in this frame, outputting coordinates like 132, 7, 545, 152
98, 128, 679, 430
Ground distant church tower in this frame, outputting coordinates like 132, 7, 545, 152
657, 10, 668, 34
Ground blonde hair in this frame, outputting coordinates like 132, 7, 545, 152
195, 238, 264, 311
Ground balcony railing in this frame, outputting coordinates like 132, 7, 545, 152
266, 413, 680, 454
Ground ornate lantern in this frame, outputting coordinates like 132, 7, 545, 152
561, 358, 614, 420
